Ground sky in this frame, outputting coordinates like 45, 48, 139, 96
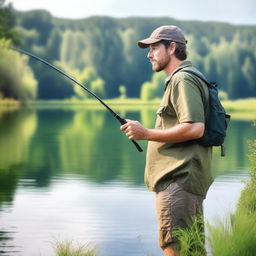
6, 0, 256, 25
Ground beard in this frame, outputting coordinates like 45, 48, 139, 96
150, 53, 171, 72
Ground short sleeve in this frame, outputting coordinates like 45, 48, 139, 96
171, 78, 205, 123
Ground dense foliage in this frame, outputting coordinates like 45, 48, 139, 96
0, 39, 37, 100
0, 1, 37, 101
1, 7, 256, 100
0, 0, 18, 42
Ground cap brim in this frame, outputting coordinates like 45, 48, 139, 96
138, 38, 161, 48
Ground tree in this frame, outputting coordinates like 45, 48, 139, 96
0, 0, 18, 42
0, 39, 38, 100
10, 11, 256, 99
91, 78, 105, 99
119, 85, 126, 99
20, 10, 53, 45
140, 72, 165, 100
78, 18, 125, 98
140, 81, 154, 100
46, 28, 62, 61
74, 66, 106, 99
242, 57, 256, 97
14, 26, 39, 48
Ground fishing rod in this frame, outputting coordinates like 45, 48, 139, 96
10, 46, 143, 152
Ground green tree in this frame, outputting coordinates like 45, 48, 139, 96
20, 10, 53, 45
14, 26, 39, 48
140, 81, 154, 100
0, 39, 38, 100
36, 70, 74, 99
91, 78, 105, 99
0, 0, 18, 42
242, 57, 256, 96
60, 30, 91, 71
46, 28, 62, 61
140, 72, 165, 100
119, 85, 127, 99
86, 21, 124, 98
120, 28, 150, 97
74, 66, 105, 99
60, 29, 77, 67
10, 11, 256, 99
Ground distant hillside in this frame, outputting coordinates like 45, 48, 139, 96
13, 10, 256, 99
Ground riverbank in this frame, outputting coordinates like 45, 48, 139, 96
1, 98, 256, 119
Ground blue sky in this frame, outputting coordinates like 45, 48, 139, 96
7, 0, 256, 25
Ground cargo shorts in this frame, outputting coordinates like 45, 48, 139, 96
155, 182, 204, 249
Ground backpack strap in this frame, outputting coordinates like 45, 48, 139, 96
179, 69, 212, 87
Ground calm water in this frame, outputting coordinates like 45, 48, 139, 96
0, 106, 255, 256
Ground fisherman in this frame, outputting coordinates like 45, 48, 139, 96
120, 25, 213, 256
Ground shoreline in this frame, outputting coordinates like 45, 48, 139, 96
0, 98, 255, 120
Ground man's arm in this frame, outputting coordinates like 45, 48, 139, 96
120, 120, 204, 143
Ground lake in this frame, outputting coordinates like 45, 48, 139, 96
0, 105, 255, 256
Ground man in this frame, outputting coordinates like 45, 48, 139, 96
120, 25, 213, 256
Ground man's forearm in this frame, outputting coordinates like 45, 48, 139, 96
120, 120, 204, 143
145, 122, 204, 143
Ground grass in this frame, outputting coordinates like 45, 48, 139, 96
208, 213, 256, 256
172, 215, 206, 256
1, 97, 255, 119
208, 140, 256, 256
54, 240, 97, 256
0, 98, 256, 114
0, 98, 20, 106
222, 98, 256, 120
222, 98, 256, 113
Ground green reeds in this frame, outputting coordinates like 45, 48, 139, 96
54, 240, 97, 256
208, 213, 256, 256
208, 140, 256, 256
172, 215, 206, 256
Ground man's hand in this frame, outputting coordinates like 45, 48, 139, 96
120, 120, 149, 140
120, 120, 204, 143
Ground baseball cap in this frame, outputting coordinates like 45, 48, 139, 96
138, 25, 187, 48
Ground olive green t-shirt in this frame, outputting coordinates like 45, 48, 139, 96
144, 61, 213, 197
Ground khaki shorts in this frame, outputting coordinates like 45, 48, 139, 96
155, 182, 204, 249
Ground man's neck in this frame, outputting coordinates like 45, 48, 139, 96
164, 58, 183, 76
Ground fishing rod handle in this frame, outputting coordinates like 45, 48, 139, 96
131, 138, 143, 152
117, 116, 143, 152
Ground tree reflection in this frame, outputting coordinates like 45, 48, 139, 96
0, 107, 254, 194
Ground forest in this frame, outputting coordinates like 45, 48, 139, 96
0, 1, 256, 101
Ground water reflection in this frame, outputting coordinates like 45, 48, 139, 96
212, 119, 255, 177
0, 107, 254, 188
0, 106, 254, 255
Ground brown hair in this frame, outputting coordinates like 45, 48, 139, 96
161, 40, 187, 61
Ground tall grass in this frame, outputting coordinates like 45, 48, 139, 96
208, 140, 256, 256
54, 240, 97, 256
172, 215, 206, 256
208, 213, 256, 256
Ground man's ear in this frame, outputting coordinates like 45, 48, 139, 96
168, 42, 176, 55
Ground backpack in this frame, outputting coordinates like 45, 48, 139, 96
180, 69, 231, 157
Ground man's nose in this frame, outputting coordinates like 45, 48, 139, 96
147, 49, 153, 59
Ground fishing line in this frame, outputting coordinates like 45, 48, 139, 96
10, 46, 143, 152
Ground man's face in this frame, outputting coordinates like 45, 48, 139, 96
147, 42, 171, 72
